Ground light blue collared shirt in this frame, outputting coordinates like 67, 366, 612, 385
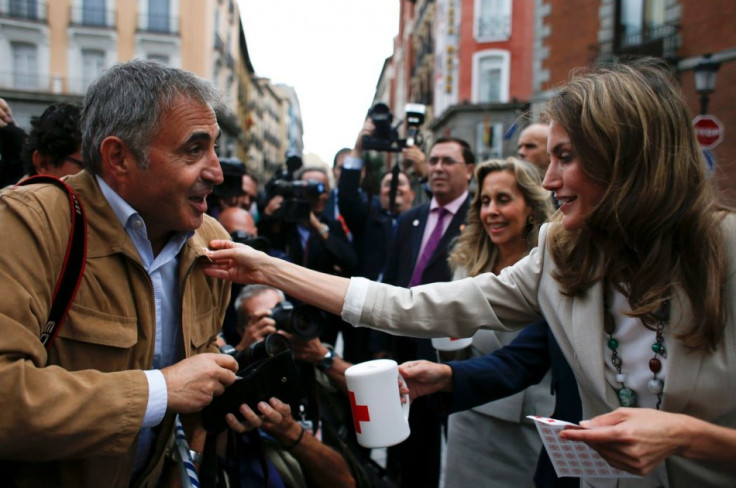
97, 176, 192, 472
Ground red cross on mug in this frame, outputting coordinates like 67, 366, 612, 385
348, 390, 371, 433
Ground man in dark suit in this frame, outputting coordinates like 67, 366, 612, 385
381, 136, 475, 488
324, 147, 360, 241
258, 166, 359, 372
260, 165, 358, 277
337, 162, 415, 365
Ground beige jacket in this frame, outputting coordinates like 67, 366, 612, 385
352, 215, 736, 487
0, 171, 230, 487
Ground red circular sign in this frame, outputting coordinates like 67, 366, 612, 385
692, 115, 723, 150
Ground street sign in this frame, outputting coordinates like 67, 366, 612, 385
692, 114, 724, 150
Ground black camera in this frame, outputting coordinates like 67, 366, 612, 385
362, 103, 401, 152
204, 333, 304, 433
362, 102, 426, 152
270, 300, 325, 339
230, 230, 270, 253
214, 157, 247, 199
266, 179, 326, 224
226, 331, 291, 369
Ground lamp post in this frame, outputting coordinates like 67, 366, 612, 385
694, 53, 720, 115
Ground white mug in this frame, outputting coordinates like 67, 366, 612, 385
431, 336, 473, 351
344, 359, 410, 448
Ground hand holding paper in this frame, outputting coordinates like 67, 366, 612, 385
527, 415, 640, 479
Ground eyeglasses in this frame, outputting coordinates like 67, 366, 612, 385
63, 156, 84, 168
427, 156, 463, 167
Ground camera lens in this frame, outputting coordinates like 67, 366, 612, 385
289, 305, 325, 339
263, 333, 290, 356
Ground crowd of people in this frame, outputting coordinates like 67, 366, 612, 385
0, 55, 734, 488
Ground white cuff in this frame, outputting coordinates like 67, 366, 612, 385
341, 277, 371, 326
342, 156, 364, 170
142, 370, 167, 428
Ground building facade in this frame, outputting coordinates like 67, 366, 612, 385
539, 0, 736, 204
0, 0, 303, 182
380, 0, 736, 203
381, 0, 538, 164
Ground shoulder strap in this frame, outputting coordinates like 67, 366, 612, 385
16, 175, 87, 350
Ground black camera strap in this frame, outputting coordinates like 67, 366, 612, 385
387, 161, 401, 216
16, 175, 87, 351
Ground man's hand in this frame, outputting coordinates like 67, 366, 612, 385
401, 145, 428, 178
263, 195, 284, 217
162, 353, 238, 413
238, 309, 277, 351
0, 98, 13, 128
283, 333, 326, 364
225, 397, 302, 446
398, 360, 453, 401
352, 118, 375, 155
308, 212, 324, 235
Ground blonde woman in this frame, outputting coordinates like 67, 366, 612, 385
442, 157, 554, 487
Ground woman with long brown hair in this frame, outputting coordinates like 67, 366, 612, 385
203, 58, 736, 486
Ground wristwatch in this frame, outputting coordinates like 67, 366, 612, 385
318, 223, 330, 238
317, 344, 335, 371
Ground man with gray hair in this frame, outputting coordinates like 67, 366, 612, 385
0, 59, 240, 487
516, 122, 551, 175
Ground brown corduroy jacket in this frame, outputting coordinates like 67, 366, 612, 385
0, 170, 230, 487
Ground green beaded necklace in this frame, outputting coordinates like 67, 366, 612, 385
603, 292, 669, 410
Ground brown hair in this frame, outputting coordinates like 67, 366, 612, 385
545, 57, 729, 351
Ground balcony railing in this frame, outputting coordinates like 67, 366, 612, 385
69, 5, 115, 28
0, 70, 91, 95
476, 14, 511, 41
1, 0, 46, 21
138, 12, 179, 34
599, 21, 680, 62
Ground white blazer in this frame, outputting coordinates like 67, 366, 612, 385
347, 214, 736, 487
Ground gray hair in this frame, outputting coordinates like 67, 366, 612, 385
81, 59, 222, 174
234, 284, 285, 327
295, 165, 328, 181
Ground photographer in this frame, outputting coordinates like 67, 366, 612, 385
0, 97, 26, 187
224, 284, 356, 488
401, 144, 431, 207
22, 101, 83, 179
335, 119, 416, 365
260, 165, 358, 279
218, 206, 259, 241
210, 157, 252, 218
349, 114, 475, 486
217, 206, 289, 347
360, 102, 430, 207
324, 147, 362, 240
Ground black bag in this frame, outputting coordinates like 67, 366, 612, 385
202, 334, 304, 434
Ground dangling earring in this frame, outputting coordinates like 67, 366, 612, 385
527, 215, 534, 225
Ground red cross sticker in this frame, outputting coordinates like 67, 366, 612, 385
348, 390, 371, 433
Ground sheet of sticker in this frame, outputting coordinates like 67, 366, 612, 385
527, 416, 640, 479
